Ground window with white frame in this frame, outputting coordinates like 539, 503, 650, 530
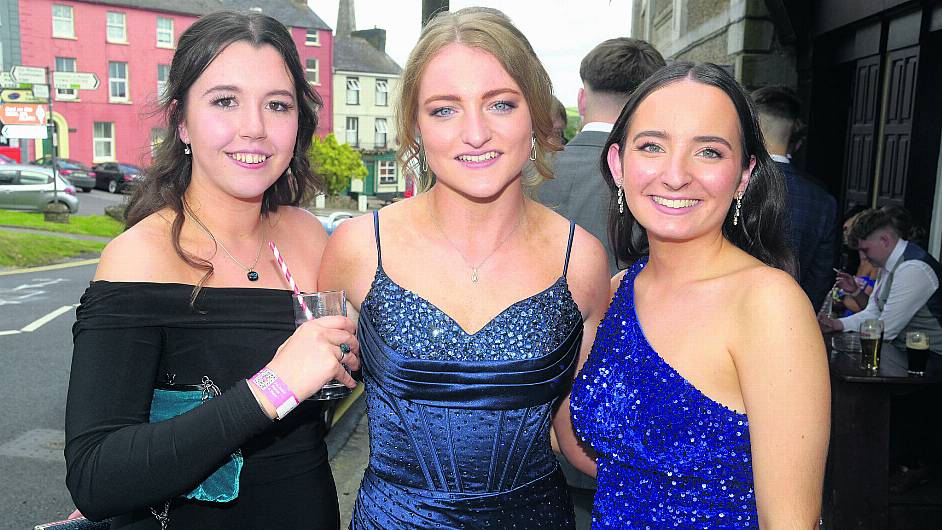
305, 29, 319, 46
345, 117, 358, 146
346, 77, 360, 105
375, 79, 388, 106
157, 64, 170, 99
55, 57, 77, 100
52, 4, 75, 38
374, 118, 388, 149
106, 12, 127, 43
109, 61, 128, 101
94, 122, 115, 160
156, 17, 174, 47
305, 58, 318, 84
378, 160, 396, 185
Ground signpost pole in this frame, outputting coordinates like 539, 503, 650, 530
46, 66, 57, 199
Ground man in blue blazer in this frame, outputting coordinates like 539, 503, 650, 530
754, 87, 838, 307
538, 38, 664, 275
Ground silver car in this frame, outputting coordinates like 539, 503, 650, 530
0, 164, 80, 213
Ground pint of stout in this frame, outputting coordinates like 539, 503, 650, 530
906, 331, 929, 376
859, 319, 884, 372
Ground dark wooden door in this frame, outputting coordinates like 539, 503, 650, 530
843, 55, 881, 206
876, 46, 919, 207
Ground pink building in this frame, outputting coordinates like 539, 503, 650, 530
18, 0, 333, 167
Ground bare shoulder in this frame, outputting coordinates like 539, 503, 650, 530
735, 264, 812, 322
95, 212, 178, 282
318, 207, 382, 307
268, 206, 328, 282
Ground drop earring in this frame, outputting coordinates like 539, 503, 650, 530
617, 186, 624, 214
732, 194, 742, 226
183, 143, 191, 155
529, 135, 537, 161
420, 148, 428, 173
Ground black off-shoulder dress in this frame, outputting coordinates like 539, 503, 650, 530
65, 282, 339, 529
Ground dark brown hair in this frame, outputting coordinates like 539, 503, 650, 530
579, 37, 665, 95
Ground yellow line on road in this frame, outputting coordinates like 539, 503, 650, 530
0, 258, 100, 276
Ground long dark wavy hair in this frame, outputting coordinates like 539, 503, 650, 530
601, 62, 795, 275
125, 11, 323, 301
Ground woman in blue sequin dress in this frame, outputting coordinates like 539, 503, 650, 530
319, 8, 610, 529
569, 63, 831, 528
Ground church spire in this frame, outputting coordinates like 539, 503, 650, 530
336, 0, 356, 37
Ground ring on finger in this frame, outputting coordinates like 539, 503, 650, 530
339, 342, 351, 361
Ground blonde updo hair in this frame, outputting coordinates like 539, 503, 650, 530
396, 7, 557, 193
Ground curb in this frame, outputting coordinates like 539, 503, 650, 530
0, 258, 100, 276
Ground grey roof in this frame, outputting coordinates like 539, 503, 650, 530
77, 0, 331, 30
333, 36, 402, 75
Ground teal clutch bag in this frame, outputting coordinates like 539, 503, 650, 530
149, 375, 243, 503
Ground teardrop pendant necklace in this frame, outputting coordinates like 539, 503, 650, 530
189, 214, 265, 282
431, 204, 523, 284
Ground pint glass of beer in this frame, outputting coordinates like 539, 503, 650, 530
906, 331, 929, 376
859, 319, 884, 372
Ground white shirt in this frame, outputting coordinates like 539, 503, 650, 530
581, 122, 613, 134
770, 154, 790, 164
839, 239, 940, 340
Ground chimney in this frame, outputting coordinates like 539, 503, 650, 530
352, 28, 386, 52
336, 0, 356, 38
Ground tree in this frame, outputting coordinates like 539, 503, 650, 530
307, 133, 368, 198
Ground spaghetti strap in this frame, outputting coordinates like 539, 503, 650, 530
372, 210, 383, 270
562, 220, 576, 278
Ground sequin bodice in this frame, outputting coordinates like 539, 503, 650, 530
350, 212, 581, 529
570, 259, 759, 529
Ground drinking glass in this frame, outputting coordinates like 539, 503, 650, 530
858, 319, 884, 372
293, 290, 353, 400
905, 331, 930, 376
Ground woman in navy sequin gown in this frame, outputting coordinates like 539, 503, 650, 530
568, 63, 831, 528
318, 8, 610, 530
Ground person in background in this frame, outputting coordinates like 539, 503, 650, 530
65, 12, 359, 528
318, 7, 609, 529
835, 206, 877, 314
753, 86, 838, 308
570, 62, 830, 528
538, 37, 665, 275
552, 95, 569, 146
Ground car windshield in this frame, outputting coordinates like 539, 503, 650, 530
120, 164, 142, 173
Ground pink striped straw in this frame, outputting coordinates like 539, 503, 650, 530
269, 241, 314, 320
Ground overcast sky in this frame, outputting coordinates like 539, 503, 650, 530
306, 0, 634, 107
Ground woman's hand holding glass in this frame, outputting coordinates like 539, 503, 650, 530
266, 315, 360, 402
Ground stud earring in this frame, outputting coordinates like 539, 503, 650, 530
529, 135, 537, 162
617, 186, 624, 214
732, 195, 742, 226
183, 143, 191, 155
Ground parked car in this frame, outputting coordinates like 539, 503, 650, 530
317, 211, 355, 235
0, 154, 16, 164
91, 162, 144, 194
32, 156, 96, 192
0, 164, 79, 213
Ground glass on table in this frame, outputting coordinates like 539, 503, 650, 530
905, 331, 929, 376
293, 290, 354, 400
858, 319, 884, 372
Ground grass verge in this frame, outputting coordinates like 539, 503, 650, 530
0, 211, 123, 238
0, 231, 105, 268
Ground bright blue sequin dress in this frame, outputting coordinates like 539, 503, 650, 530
351, 211, 582, 529
570, 259, 759, 529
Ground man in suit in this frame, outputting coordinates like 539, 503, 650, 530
539, 38, 664, 275
754, 86, 838, 307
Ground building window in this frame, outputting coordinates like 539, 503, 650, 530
346, 77, 360, 105
156, 17, 174, 48
157, 64, 170, 99
345, 117, 358, 146
109, 61, 128, 101
378, 160, 397, 185
374, 118, 388, 149
106, 12, 127, 43
305, 58, 318, 84
55, 57, 77, 100
305, 29, 319, 46
52, 4, 75, 38
375, 79, 388, 106
94, 122, 115, 161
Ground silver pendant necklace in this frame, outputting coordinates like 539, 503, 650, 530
189, 214, 265, 282
431, 204, 523, 284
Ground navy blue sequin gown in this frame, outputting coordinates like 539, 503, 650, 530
351, 211, 581, 529
570, 259, 759, 529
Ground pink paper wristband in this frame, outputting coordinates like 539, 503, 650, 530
249, 367, 299, 420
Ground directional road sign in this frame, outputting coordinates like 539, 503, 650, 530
53, 71, 99, 90
31, 84, 50, 99
11, 65, 46, 85
1, 124, 47, 139
0, 103, 47, 126
0, 72, 17, 88
0, 88, 45, 104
